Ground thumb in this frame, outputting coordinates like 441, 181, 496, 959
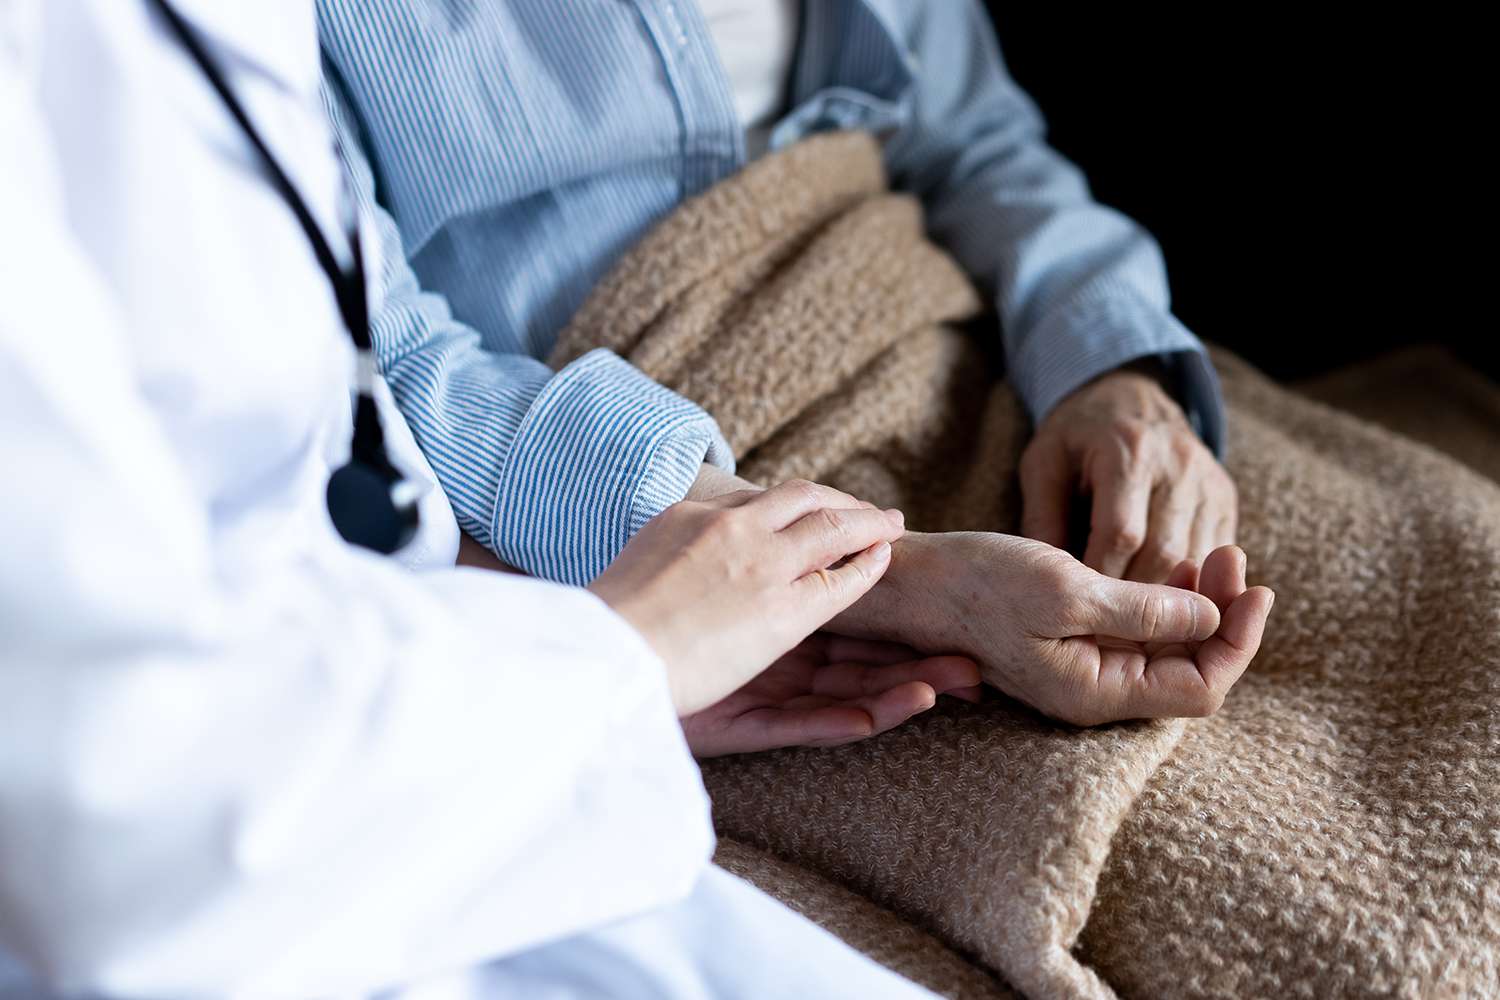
1086, 577, 1221, 643
1019, 440, 1073, 549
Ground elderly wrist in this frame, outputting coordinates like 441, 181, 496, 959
827, 531, 947, 646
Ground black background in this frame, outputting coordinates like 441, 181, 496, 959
977, 5, 1491, 382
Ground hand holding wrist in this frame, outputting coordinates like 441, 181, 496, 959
588, 480, 903, 714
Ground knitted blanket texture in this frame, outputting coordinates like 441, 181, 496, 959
549, 131, 1500, 1000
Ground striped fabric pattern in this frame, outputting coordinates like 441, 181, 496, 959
317, 0, 1224, 586
324, 78, 733, 587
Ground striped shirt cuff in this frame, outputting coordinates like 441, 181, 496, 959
493, 349, 735, 585
1008, 292, 1226, 458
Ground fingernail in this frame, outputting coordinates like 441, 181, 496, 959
870, 541, 892, 561
885, 508, 905, 527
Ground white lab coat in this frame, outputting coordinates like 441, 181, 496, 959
0, 1, 933, 997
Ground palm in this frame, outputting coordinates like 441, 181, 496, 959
681, 633, 980, 757
1066, 550, 1263, 718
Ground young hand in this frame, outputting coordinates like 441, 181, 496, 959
588, 480, 906, 714
681, 633, 981, 757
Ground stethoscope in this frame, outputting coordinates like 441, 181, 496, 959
148, 0, 420, 555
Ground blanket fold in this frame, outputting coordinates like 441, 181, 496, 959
551, 130, 1500, 999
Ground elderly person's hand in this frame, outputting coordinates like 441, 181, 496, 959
832, 533, 1273, 727
1019, 362, 1237, 583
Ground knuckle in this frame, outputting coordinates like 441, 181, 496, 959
784, 478, 821, 504
704, 505, 737, 527
701, 506, 745, 540
811, 506, 847, 537
842, 558, 874, 588
1037, 560, 1087, 621
1109, 526, 1145, 553
804, 566, 844, 599
1035, 549, 1077, 589
1116, 419, 1152, 455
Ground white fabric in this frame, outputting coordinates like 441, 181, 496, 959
382, 867, 936, 1000
698, 0, 800, 158
0, 2, 936, 996
0, 0, 718, 995
0, 2, 936, 995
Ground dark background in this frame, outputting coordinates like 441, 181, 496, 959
978, 5, 1491, 382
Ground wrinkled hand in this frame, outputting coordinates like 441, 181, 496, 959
588, 480, 905, 715
1020, 365, 1237, 582
681, 634, 981, 757
879, 532, 1273, 726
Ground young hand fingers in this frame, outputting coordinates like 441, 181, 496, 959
780, 507, 903, 577
809, 655, 980, 700
817, 634, 924, 666
700, 704, 876, 756
767, 685, 940, 748
789, 541, 894, 630
744, 478, 885, 528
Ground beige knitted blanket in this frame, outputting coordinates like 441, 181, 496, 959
550, 132, 1500, 999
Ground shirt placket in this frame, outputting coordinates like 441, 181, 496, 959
630, 0, 745, 196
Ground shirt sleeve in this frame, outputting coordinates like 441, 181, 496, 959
322, 78, 736, 586
881, 0, 1226, 455
0, 45, 712, 999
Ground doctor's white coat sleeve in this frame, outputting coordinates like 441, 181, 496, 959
0, 48, 713, 1000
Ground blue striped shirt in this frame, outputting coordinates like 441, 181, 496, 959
318, 0, 1225, 586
